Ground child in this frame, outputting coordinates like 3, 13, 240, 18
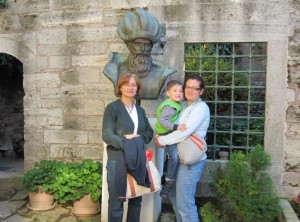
155, 80, 186, 198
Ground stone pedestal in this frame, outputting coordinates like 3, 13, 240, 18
101, 118, 164, 222
219, 151, 229, 160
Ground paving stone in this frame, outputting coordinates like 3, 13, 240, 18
17, 205, 30, 215
23, 205, 70, 221
158, 212, 176, 222
8, 201, 27, 210
59, 216, 77, 222
10, 191, 28, 201
0, 201, 17, 220
2, 214, 31, 222
0, 159, 179, 222
76, 215, 101, 222
0, 199, 176, 222
0, 190, 15, 201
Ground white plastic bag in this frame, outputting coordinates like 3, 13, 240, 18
126, 151, 161, 198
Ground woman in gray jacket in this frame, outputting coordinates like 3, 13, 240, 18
102, 73, 153, 222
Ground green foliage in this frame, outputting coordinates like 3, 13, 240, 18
201, 145, 280, 222
185, 43, 248, 102
200, 202, 222, 222
246, 144, 270, 173
22, 159, 103, 203
21, 160, 62, 193
48, 160, 102, 204
185, 43, 265, 152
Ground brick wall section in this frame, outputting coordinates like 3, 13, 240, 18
0, 0, 299, 198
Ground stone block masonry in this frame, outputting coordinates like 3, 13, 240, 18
0, 0, 299, 198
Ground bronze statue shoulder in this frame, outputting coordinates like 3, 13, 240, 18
103, 52, 127, 86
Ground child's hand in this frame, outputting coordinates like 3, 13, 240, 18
124, 134, 139, 139
177, 124, 186, 131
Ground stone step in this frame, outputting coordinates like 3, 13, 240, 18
0, 158, 24, 195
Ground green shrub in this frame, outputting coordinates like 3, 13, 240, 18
200, 202, 222, 222
200, 145, 281, 222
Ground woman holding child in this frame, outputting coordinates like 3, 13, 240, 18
155, 75, 210, 222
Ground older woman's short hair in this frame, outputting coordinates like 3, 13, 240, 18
116, 73, 142, 96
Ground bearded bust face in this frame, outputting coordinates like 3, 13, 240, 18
127, 38, 153, 78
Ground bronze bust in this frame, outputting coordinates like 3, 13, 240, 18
103, 8, 176, 100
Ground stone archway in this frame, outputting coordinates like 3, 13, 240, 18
0, 53, 24, 158
0, 36, 37, 168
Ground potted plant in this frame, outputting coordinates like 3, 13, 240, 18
200, 145, 281, 222
49, 160, 102, 216
21, 160, 61, 211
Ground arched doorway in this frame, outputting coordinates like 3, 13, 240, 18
0, 53, 24, 159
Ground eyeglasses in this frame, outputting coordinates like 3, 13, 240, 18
185, 86, 200, 91
123, 83, 138, 88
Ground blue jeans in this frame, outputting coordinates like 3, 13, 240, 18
165, 144, 179, 180
169, 159, 206, 222
106, 158, 142, 222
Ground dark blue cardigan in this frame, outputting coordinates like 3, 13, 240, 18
115, 136, 150, 198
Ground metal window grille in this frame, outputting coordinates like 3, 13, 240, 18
0, 0, 6, 7
184, 43, 266, 159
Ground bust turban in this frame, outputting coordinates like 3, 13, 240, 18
117, 8, 163, 44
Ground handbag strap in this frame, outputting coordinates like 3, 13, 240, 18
146, 160, 155, 192
189, 134, 205, 151
128, 174, 136, 197
127, 160, 155, 197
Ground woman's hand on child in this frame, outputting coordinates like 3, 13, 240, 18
177, 124, 186, 131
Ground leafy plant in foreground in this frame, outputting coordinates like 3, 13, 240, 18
22, 160, 62, 193
48, 160, 102, 204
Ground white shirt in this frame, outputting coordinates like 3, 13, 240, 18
125, 105, 138, 134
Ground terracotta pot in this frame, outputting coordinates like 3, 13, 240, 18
28, 186, 55, 211
73, 194, 100, 217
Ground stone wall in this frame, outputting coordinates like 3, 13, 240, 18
0, 0, 299, 198
284, 0, 300, 196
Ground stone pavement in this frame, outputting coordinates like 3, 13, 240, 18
0, 158, 175, 222
0, 189, 175, 222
